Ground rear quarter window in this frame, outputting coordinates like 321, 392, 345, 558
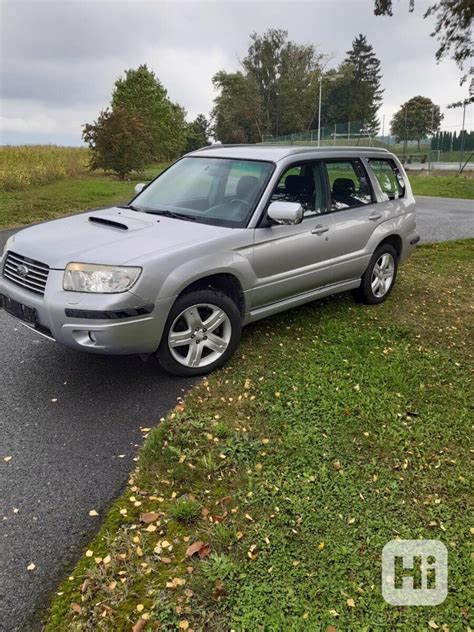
369, 159, 405, 200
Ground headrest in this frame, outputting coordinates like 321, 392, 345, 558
285, 175, 313, 195
236, 176, 260, 200
333, 178, 355, 195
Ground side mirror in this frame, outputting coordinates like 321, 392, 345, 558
134, 182, 146, 195
267, 201, 303, 225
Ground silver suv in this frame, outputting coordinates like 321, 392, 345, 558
0, 145, 419, 376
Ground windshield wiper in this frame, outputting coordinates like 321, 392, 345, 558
118, 204, 142, 212
143, 209, 198, 222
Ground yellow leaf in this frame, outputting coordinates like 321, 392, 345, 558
103, 555, 111, 565
179, 620, 189, 630
27, 562, 36, 571
347, 598, 356, 608
136, 604, 144, 613
85, 550, 93, 557
255, 463, 263, 471
428, 622, 439, 630
318, 542, 325, 550
88, 509, 98, 517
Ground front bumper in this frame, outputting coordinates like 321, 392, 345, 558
0, 268, 175, 355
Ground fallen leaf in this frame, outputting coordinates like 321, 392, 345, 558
160, 557, 172, 564
88, 509, 98, 517
132, 618, 146, 632
327, 626, 337, 632
428, 622, 439, 630
4, 456, 12, 462
140, 511, 160, 523
347, 598, 356, 608
71, 603, 82, 614
26, 562, 36, 571
213, 580, 224, 600
136, 604, 144, 613
80, 578, 91, 593
318, 542, 325, 550
85, 550, 93, 557
185, 540, 205, 558
179, 620, 189, 630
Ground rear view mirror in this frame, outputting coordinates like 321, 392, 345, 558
267, 201, 303, 225
134, 183, 146, 195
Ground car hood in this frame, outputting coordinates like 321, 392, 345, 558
7, 207, 235, 269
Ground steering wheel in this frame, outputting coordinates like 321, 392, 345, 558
230, 197, 250, 207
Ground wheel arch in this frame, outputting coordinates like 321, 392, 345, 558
177, 273, 245, 318
374, 234, 402, 258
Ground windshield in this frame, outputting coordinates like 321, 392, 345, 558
133, 156, 274, 227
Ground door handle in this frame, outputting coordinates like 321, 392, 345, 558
311, 224, 329, 236
368, 211, 383, 221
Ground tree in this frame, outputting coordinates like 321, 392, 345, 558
390, 96, 443, 150
82, 107, 153, 180
343, 34, 384, 133
185, 114, 210, 152
374, 1, 472, 83
211, 71, 264, 143
111, 64, 183, 160
241, 29, 323, 136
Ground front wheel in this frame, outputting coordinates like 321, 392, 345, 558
157, 289, 242, 376
354, 244, 398, 304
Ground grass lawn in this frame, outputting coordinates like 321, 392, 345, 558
408, 170, 474, 199
46, 240, 473, 632
0, 165, 166, 230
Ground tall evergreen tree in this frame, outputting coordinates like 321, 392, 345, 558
344, 34, 384, 134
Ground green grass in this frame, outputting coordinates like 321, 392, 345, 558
408, 170, 474, 199
46, 240, 473, 632
0, 165, 167, 229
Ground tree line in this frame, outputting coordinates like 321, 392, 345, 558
431, 130, 474, 153
83, 1, 471, 178
212, 30, 383, 143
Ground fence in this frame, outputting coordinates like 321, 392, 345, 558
261, 122, 473, 171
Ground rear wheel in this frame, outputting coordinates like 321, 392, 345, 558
354, 244, 398, 304
157, 289, 242, 376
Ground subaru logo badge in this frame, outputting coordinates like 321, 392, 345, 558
16, 264, 29, 278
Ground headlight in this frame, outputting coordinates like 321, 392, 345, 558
3, 234, 15, 256
63, 263, 142, 293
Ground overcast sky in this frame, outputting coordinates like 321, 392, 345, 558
1, 0, 472, 145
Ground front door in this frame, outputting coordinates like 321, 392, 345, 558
249, 161, 335, 310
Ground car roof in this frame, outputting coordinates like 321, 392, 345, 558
187, 144, 392, 162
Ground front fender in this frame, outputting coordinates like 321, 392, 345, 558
155, 251, 257, 302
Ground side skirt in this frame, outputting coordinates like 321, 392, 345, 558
243, 279, 361, 325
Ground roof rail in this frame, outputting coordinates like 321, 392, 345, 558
196, 143, 256, 151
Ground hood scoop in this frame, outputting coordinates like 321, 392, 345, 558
88, 216, 128, 230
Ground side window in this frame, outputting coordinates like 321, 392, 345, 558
270, 162, 325, 217
325, 160, 372, 211
369, 159, 405, 200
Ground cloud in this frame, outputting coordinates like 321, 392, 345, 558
0, 0, 470, 145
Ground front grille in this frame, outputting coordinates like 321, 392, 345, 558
3, 251, 50, 295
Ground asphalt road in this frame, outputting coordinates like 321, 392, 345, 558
0, 195, 472, 631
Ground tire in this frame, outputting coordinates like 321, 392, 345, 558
354, 244, 398, 305
157, 289, 242, 377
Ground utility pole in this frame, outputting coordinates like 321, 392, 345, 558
317, 77, 322, 147
459, 99, 467, 173
403, 106, 408, 162
428, 105, 434, 172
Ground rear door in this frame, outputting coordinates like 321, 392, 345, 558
321, 158, 380, 281
249, 160, 335, 309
